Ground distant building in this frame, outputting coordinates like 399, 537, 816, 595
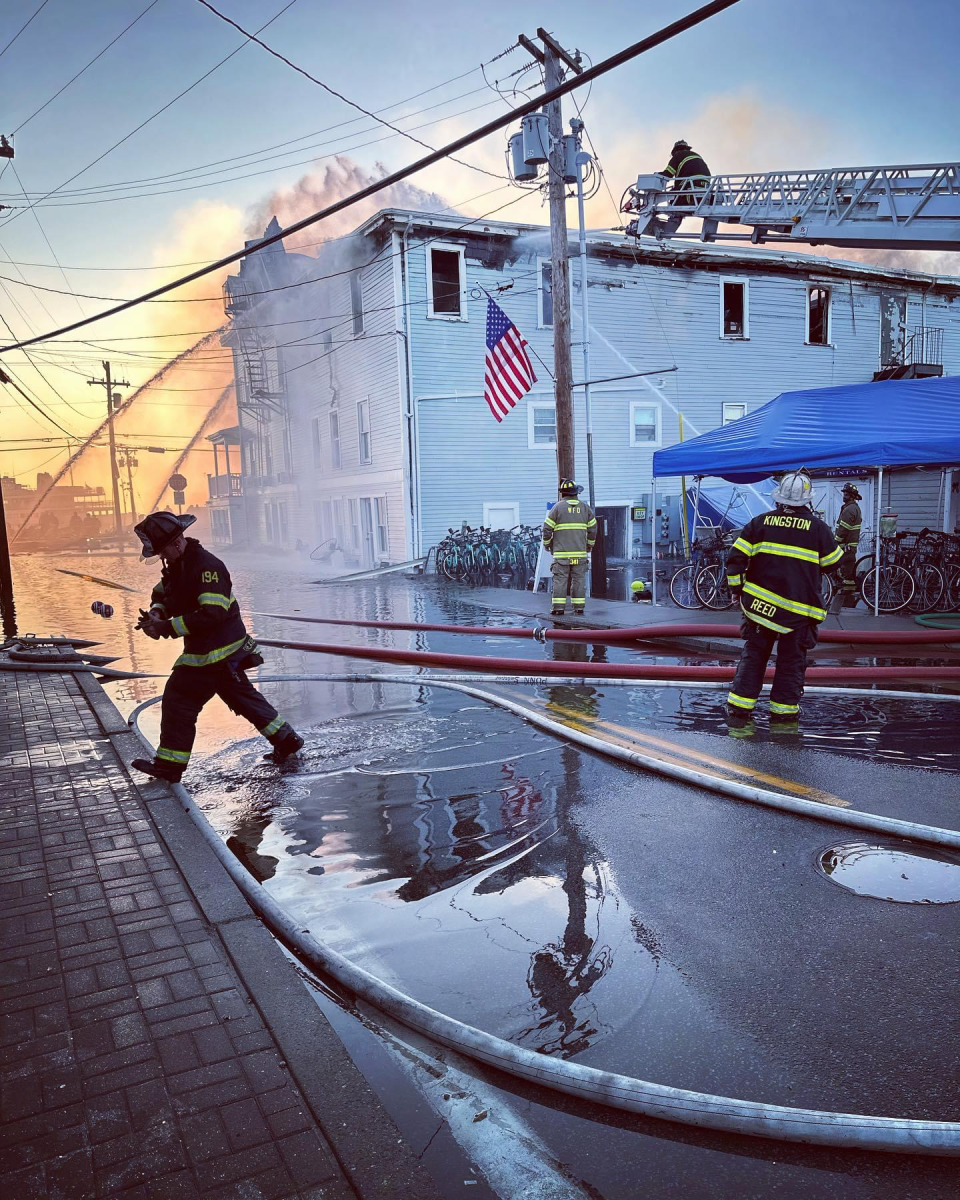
3, 472, 113, 542
214, 209, 960, 562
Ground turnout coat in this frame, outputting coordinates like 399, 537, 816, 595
726, 508, 842, 634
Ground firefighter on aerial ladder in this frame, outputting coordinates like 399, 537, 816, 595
130, 511, 303, 783
658, 139, 712, 236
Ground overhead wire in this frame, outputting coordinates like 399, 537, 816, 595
0, 96, 508, 211
0, 0, 301, 232
193, 0, 506, 184
0, 0, 745, 352
0, 0, 50, 61
10, 0, 162, 134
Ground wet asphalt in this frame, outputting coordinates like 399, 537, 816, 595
11, 553, 960, 1197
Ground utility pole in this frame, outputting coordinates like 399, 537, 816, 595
518, 29, 582, 484
87, 363, 128, 537
118, 449, 138, 527
0, 473, 17, 639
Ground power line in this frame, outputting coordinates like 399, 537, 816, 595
11, 0, 162, 133
0, 0, 50, 61
3, 83, 493, 200
0, 1, 743, 353
194, 0, 505, 184
0, 0, 301, 232
0, 97, 504, 211
0, 361, 75, 436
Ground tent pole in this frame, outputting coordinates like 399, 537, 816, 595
651, 477, 657, 606
874, 466, 883, 617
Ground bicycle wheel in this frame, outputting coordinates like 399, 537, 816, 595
944, 563, 960, 611
441, 550, 466, 582
820, 574, 834, 609
906, 563, 945, 614
669, 564, 701, 609
695, 565, 735, 610
859, 563, 915, 612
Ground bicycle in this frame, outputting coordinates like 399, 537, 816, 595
856, 536, 915, 612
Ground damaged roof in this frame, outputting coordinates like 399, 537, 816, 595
356, 207, 960, 298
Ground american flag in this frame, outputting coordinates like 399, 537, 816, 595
484, 297, 537, 422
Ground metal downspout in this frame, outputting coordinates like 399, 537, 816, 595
400, 223, 421, 558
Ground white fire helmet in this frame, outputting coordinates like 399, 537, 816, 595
771, 470, 813, 507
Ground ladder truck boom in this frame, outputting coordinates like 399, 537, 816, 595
622, 162, 960, 251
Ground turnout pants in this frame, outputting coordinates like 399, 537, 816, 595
839, 544, 858, 602
156, 663, 291, 771
727, 617, 819, 717
551, 558, 588, 611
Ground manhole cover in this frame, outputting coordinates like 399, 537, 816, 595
818, 842, 960, 904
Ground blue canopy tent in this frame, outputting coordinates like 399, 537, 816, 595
649, 376, 960, 610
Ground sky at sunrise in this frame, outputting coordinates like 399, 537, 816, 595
1, 0, 958, 496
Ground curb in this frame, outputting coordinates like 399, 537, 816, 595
75, 671, 441, 1200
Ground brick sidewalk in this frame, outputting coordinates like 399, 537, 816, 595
0, 665, 433, 1198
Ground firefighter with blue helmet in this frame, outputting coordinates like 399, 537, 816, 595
724, 471, 842, 726
542, 480, 597, 618
130, 511, 303, 783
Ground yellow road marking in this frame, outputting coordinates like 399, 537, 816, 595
530, 699, 848, 807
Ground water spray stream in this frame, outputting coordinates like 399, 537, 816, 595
145, 382, 235, 513
12, 331, 225, 541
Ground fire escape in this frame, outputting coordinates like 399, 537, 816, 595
874, 326, 945, 382
223, 277, 287, 487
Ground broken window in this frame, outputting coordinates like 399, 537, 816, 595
428, 245, 464, 318
807, 286, 831, 345
721, 280, 748, 338
350, 272, 364, 336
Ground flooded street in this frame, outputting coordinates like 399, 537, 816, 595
9, 550, 960, 1197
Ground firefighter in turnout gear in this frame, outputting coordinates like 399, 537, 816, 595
543, 481, 597, 618
130, 512, 303, 783
656, 139, 712, 235
724, 471, 842, 725
835, 483, 863, 608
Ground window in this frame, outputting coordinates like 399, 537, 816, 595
427, 244, 465, 318
722, 402, 747, 425
281, 422, 292, 475
350, 272, 364, 336
483, 501, 520, 531
349, 498, 361, 548
374, 496, 389, 557
538, 259, 553, 328
357, 397, 372, 465
630, 401, 661, 447
329, 410, 341, 469
720, 279, 748, 339
807, 286, 831, 345
310, 416, 323, 468
333, 499, 345, 547
527, 402, 557, 449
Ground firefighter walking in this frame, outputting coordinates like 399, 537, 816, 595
130, 512, 303, 783
724, 471, 842, 726
543, 481, 597, 618
835, 483, 863, 607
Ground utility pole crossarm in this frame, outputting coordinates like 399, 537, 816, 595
536, 29, 583, 74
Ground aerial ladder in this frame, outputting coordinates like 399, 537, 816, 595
621, 162, 960, 251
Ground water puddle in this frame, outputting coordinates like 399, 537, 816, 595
818, 842, 960, 903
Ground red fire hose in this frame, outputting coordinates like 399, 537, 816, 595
257, 636, 960, 684
251, 611, 960, 646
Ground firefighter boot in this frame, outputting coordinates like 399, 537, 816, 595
131, 757, 184, 784
263, 728, 305, 763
